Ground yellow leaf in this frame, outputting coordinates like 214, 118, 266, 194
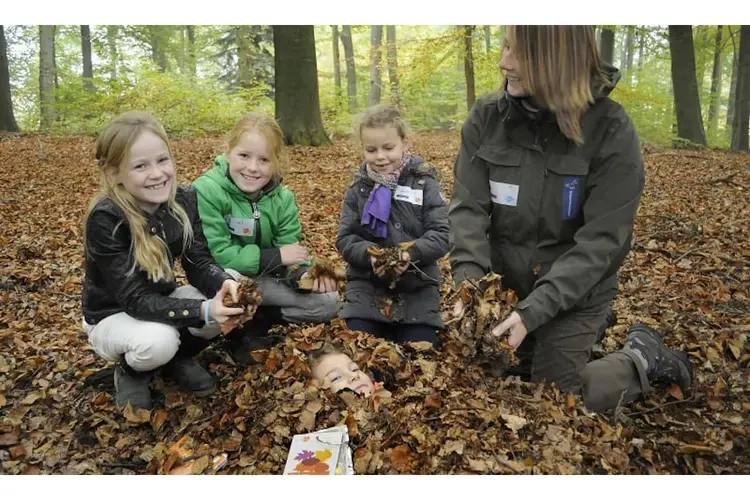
123, 403, 151, 425
21, 391, 44, 405
315, 449, 333, 462
0, 393, 6, 407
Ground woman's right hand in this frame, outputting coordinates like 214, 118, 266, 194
280, 243, 310, 266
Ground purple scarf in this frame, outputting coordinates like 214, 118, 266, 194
360, 155, 410, 238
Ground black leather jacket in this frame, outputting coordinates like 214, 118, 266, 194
82, 185, 232, 327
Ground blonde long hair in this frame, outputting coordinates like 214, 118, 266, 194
83, 111, 192, 282
505, 25, 608, 144
225, 113, 287, 182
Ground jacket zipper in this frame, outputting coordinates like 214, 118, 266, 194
250, 201, 262, 246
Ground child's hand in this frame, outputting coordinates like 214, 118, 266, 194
302, 272, 338, 293
394, 251, 410, 275
280, 243, 309, 266
370, 255, 387, 278
207, 281, 245, 324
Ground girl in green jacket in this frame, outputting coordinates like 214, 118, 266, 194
193, 114, 340, 364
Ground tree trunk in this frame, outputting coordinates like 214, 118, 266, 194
236, 25, 252, 88
464, 25, 476, 111
484, 25, 491, 54
368, 25, 383, 107
625, 25, 635, 84
731, 25, 750, 151
600, 27, 615, 65
39, 25, 56, 130
80, 25, 94, 91
341, 25, 356, 113
149, 26, 167, 72
272, 25, 331, 146
386, 25, 400, 107
107, 25, 118, 81
668, 25, 707, 145
727, 28, 739, 131
0, 26, 19, 132
186, 26, 196, 77
707, 26, 724, 142
332, 25, 341, 92
638, 27, 645, 71
52, 26, 58, 90
178, 26, 186, 74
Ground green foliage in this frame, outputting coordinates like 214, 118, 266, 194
51, 71, 272, 136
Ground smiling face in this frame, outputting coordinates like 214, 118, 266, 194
500, 37, 529, 98
312, 352, 374, 397
361, 125, 407, 176
227, 130, 274, 196
119, 130, 175, 214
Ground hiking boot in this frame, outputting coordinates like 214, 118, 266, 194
595, 305, 617, 344
161, 357, 216, 396
114, 357, 153, 410
226, 328, 277, 365
622, 324, 693, 390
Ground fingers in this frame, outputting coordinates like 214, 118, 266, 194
491, 318, 511, 338
452, 299, 464, 316
226, 280, 239, 303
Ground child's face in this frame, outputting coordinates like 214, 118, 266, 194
312, 353, 374, 397
119, 130, 174, 214
227, 131, 274, 195
361, 125, 406, 176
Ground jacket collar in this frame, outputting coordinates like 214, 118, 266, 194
210, 154, 281, 201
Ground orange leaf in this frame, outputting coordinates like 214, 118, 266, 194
666, 384, 684, 400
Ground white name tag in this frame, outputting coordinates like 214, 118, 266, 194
226, 215, 255, 236
489, 180, 519, 207
394, 185, 423, 206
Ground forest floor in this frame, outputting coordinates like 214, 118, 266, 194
0, 132, 748, 475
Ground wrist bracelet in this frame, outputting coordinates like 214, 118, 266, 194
204, 299, 212, 324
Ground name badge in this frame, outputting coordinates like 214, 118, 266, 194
226, 215, 255, 236
562, 176, 581, 220
394, 185, 423, 206
489, 180, 519, 207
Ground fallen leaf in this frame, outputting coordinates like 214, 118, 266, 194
22, 465, 41, 475
0, 356, 9, 373
0, 432, 20, 447
501, 413, 528, 433
0, 393, 6, 407
21, 391, 44, 405
440, 439, 465, 456
390, 444, 417, 473
667, 384, 684, 400
9, 444, 28, 459
151, 409, 169, 432
123, 403, 151, 425
468, 458, 489, 472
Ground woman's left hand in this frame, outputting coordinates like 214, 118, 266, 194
492, 311, 528, 348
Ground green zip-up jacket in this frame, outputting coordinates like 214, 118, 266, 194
449, 65, 644, 334
192, 155, 303, 277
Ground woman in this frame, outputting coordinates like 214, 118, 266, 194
448, 26, 692, 412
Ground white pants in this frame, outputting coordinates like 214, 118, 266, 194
83, 285, 221, 372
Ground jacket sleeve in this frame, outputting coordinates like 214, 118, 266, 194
516, 116, 645, 333
180, 187, 233, 297
336, 186, 375, 269
194, 178, 262, 276
448, 100, 494, 285
409, 177, 449, 265
272, 188, 303, 247
86, 209, 206, 327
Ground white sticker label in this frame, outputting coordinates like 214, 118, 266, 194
394, 185, 424, 206
226, 215, 255, 237
489, 180, 519, 207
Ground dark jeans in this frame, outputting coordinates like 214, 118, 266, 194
346, 318, 437, 345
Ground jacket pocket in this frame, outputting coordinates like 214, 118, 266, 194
545, 155, 589, 223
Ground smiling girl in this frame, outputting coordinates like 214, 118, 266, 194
193, 114, 340, 364
82, 111, 252, 410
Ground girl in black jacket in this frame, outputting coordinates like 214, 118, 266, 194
336, 105, 449, 345
82, 111, 253, 410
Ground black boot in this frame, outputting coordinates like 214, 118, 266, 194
161, 329, 216, 396
225, 309, 282, 365
114, 354, 153, 410
623, 324, 693, 390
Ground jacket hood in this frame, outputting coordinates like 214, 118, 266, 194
207, 154, 281, 200
595, 61, 622, 99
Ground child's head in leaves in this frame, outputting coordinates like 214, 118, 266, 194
308, 344, 376, 397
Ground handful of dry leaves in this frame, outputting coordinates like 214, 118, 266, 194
444, 273, 519, 370
296, 257, 346, 291
367, 241, 415, 289
220, 277, 262, 335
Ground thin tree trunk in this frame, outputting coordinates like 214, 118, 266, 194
600, 27, 615, 65
39, 25, 56, 130
668, 25, 707, 145
341, 25, 356, 113
0, 25, 19, 132
727, 28, 739, 131
368, 25, 383, 107
484, 25, 491, 54
149, 26, 167, 72
236, 25, 252, 88
625, 25, 634, 84
638, 27, 645, 72
332, 25, 341, 92
731, 25, 750, 151
464, 25, 476, 111
386, 25, 400, 107
107, 25, 118, 81
272, 25, 331, 146
186, 26, 196, 77
178, 26, 186, 74
52, 26, 58, 90
80, 25, 94, 91
707, 26, 724, 142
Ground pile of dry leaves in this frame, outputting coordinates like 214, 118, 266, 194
0, 133, 748, 474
